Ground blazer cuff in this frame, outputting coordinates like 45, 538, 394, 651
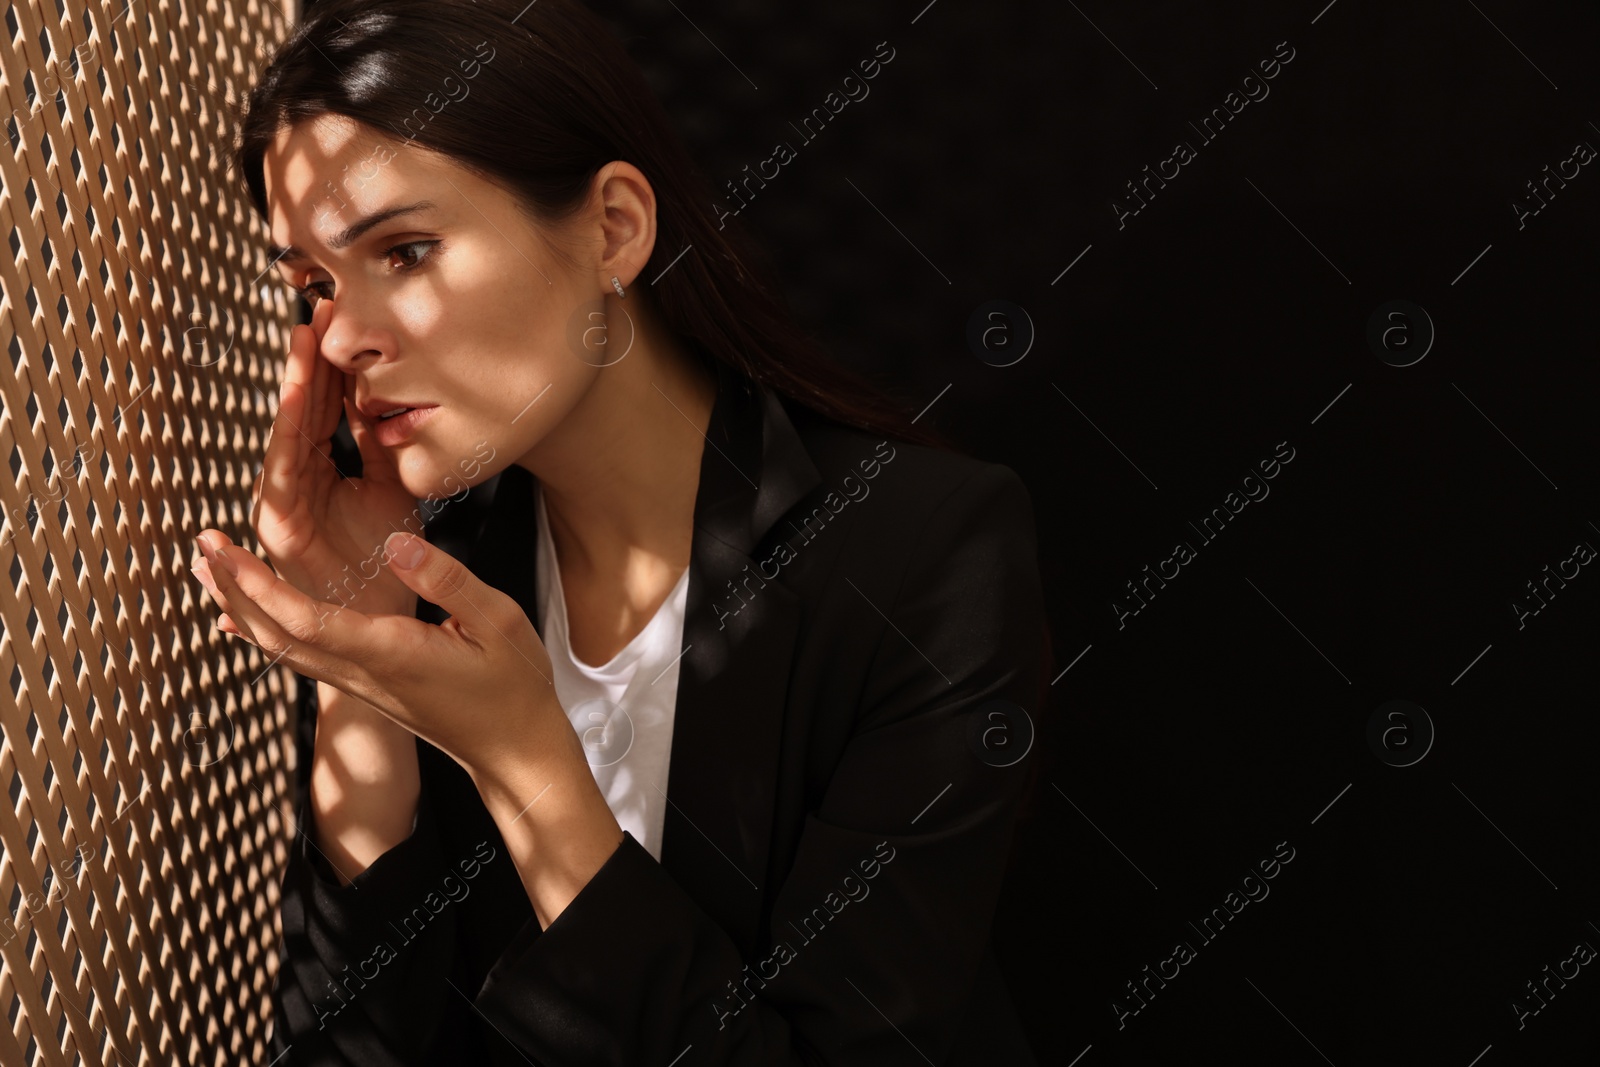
475, 830, 720, 1057
292, 772, 445, 946
483, 827, 646, 962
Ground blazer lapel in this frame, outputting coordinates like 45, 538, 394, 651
439, 363, 821, 958
660, 365, 820, 958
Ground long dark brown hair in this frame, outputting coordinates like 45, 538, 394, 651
227, 0, 950, 451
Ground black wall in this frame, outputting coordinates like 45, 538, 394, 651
306, 1, 1600, 1060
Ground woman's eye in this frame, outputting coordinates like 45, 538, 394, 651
385, 240, 439, 271
286, 241, 438, 305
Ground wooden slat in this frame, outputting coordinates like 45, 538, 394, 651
2, 0, 300, 1063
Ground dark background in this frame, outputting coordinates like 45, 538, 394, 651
312, 0, 1600, 1061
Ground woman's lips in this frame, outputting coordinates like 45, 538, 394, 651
372, 405, 439, 447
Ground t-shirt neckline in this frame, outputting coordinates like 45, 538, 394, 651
535, 482, 689, 676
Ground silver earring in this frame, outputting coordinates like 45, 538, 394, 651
610, 275, 626, 299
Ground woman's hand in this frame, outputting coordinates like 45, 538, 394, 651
191, 527, 571, 787
192, 530, 626, 922
251, 297, 420, 619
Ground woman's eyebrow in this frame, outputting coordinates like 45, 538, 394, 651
266, 200, 438, 264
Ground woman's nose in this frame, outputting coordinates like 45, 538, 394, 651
309, 294, 386, 374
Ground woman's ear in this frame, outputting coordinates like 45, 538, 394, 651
594, 160, 656, 290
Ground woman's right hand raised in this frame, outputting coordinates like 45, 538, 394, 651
250, 298, 421, 622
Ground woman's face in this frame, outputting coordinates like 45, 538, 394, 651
259, 114, 619, 499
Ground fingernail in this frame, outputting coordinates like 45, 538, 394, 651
191, 561, 218, 595
386, 532, 426, 569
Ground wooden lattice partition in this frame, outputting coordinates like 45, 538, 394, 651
1, 0, 300, 1063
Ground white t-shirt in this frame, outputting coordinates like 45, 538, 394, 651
533, 482, 689, 862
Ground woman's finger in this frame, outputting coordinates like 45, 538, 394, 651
254, 320, 316, 539
202, 538, 304, 646
379, 532, 531, 653
307, 300, 343, 446
202, 548, 352, 690
342, 370, 404, 490
191, 555, 231, 616
197, 557, 364, 699
253, 374, 310, 547
289, 319, 316, 473
196, 529, 236, 555
192, 530, 237, 604
342, 391, 391, 485
199, 538, 395, 687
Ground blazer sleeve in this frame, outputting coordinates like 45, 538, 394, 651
268, 682, 463, 1066
472, 462, 1048, 1065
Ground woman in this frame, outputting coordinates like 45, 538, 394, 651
192, 0, 1052, 1062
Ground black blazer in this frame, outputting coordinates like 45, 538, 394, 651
268, 363, 1051, 1065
